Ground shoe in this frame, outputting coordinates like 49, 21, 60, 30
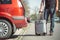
50, 31, 53, 36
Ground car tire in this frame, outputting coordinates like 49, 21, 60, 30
0, 19, 12, 38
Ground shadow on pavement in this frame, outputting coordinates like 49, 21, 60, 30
13, 34, 36, 36
5, 34, 51, 39
16, 34, 51, 36
7, 35, 18, 39
11, 34, 51, 37
0, 39, 7, 40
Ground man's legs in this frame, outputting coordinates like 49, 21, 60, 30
50, 13, 54, 32
44, 8, 55, 35
44, 9, 49, 23
50, 8, 55, 35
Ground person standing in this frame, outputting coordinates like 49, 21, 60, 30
40, 0, 58, 35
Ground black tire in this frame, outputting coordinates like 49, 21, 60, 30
0, 19, 12, 38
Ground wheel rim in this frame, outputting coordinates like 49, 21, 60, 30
0, 22, 8, 37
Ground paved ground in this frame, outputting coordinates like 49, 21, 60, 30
0, 22, 60, 40
17, 22, 60, 40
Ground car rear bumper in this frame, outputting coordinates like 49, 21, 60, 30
13, 19, 27, 28
12, 16, 27, 28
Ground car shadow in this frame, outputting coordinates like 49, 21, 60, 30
0, 34, 51, 39
8, 34, 36, 39
0, 39, 7, 40
8, 34, 50, 39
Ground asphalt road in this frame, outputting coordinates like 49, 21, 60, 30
1, 22, 60, 40
15, 22, 60, 40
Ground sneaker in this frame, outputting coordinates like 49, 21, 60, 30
50, 31, 53, 36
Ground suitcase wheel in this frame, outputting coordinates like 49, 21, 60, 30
42, 33, 47, 36
35, 33, 41, 36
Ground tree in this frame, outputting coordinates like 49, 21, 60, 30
30, 14, 37, 21
30, 7, 40, 21
21, 0, 30, 17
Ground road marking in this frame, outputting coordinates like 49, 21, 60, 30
15, 23, 31, 40
14, 24, 30, 40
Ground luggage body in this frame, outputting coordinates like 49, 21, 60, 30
35, 20, 47, 35
35, 0, 47, 35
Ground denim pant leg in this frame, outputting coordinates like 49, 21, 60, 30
44, 9, 49, 23
50, 8, 55, 32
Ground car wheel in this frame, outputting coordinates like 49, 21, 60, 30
0, 19, 12, 38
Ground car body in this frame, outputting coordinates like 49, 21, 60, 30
0, 0, 27, 38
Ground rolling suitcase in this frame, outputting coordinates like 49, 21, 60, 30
35, 0, 47, 35
35, 20, 47, 35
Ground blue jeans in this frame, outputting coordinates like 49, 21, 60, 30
44, 8, 55, 32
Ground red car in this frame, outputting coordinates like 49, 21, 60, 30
0, 0, 27, 38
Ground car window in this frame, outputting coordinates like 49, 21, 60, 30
0, 0, 12, 4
